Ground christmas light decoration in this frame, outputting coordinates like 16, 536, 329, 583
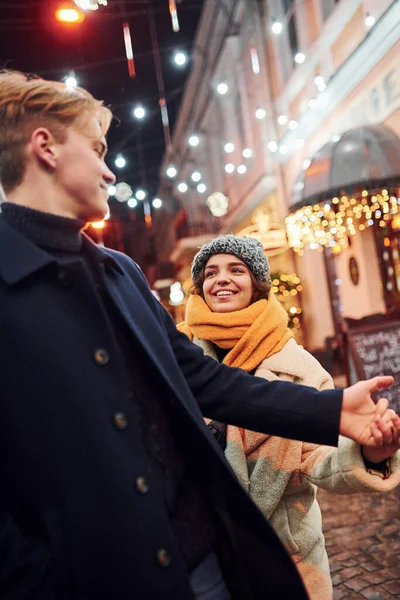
74, 0, 107, 9
250, 47, 260, 74
123, 22, 135, 78
114, 182, 133, 202
166, 165, 177, 178
270, 272, 303, 331
206, 192, 229, 217
286, 188, 400, 255
169, 0, 180, 32
271, 21, 283, 35
56, 4, 85, 23
136, 190, 146, 201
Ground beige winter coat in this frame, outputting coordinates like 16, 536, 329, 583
195, 336, 400, 600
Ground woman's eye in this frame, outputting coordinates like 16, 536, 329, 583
232, 268, 244, 273
205, 271, 215, 278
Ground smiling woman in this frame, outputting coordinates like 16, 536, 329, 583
177, 233, 400, 600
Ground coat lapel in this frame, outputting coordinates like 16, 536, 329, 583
0, 219, 56, 284
103, 268, 202, 418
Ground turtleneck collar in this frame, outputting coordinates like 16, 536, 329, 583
0, 202, 85, 252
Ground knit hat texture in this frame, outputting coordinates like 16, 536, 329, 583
191, 234, 270, 283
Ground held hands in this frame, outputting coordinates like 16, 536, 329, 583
363, 404, 400, 463
341, 376, 399, 450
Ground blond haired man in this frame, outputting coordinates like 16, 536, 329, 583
0, 71, 397, 600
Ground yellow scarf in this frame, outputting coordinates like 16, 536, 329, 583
178, 294, 293, 373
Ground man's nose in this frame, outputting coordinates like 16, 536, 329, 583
104, 167, 116, 185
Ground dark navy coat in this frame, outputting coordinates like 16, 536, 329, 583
0, 218, 343, 599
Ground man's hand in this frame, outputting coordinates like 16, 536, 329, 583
341, 376, 395, 446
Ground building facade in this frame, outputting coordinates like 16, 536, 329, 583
156, 0, 400, 356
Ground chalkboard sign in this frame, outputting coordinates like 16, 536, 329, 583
345, 320, 400, 413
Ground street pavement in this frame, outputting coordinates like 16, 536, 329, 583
318, 487, 400, 599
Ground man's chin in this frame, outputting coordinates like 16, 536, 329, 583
84, 203, 109, 223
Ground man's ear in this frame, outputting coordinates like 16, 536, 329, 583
30, 128, 58, 170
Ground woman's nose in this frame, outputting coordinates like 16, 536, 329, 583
216, 273, 230, 284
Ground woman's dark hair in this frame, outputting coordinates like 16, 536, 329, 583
189, 264, 271, 304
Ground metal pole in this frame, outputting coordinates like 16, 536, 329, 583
136, 127, 152, 228
148, 0, 173, 156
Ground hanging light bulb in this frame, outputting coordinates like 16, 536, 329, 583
74, 0, 107, 9
169, 0, 180, 32
56, 3, 86, 23
250, 47, 260, 75
123, 22, 135, 78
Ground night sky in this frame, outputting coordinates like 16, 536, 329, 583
0, 0, 204, 266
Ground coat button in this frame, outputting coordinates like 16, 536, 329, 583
113, 412, 128, 430
135, 476, 149, 495
94, 349, 109, 366
156, 548, 171, 568
57, 269, 71, 287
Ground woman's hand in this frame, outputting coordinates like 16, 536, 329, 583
362, 409, 400, 463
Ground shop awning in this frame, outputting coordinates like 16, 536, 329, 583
291, 125, 400, 210
287, 125, 400, 253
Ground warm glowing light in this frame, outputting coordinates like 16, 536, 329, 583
286, 191, 399, 252
56, 5, 85, 23
169, 0, 180, 32
123, 22, 135, 78
91, 221, 105, 229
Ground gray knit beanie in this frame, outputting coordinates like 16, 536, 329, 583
191, 234, 270, 284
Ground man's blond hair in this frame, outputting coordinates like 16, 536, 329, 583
0, 70, 112, 193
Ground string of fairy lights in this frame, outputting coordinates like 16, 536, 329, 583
286, 188, 400, 255
270, 272, 303, 332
